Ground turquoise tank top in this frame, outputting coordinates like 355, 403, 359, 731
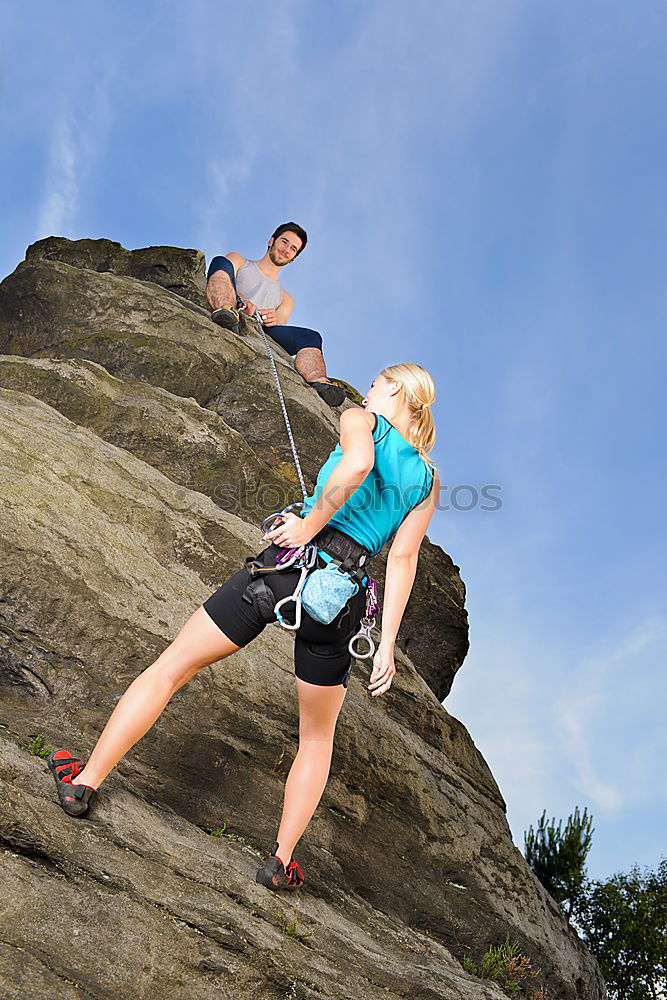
300, 413, 434, 557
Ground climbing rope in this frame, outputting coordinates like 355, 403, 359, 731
252, 312, 308, 503
248, 311, 380, 652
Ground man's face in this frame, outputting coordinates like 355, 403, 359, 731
268, 231, 303, 266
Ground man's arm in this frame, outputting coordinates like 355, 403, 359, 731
276, 291, 294, 325
224, 251, 246, 275
261, 290, 294, 327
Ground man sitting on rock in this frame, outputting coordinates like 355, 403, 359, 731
206, 222, 345, 407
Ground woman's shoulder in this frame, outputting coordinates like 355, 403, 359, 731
339, 407, 378, 433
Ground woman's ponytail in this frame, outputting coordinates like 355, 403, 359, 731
379, 363, 437, 468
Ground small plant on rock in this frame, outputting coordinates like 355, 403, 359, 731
274, 902, 314, 941
28, 734, 51, 759
272, 748, 287, 778
463, 933, 544, 997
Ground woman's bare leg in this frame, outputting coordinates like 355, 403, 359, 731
273, 677, 348, 866
75, 607, 241, 789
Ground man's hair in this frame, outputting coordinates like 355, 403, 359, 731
270, 222, 308, 257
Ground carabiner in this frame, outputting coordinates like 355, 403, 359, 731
273, 544, 318, 630
261, 503, 305, 541
348, 617, 376, 660
274, 563, 309, 631
274, 546, 304, 570
274, 541, 318, 572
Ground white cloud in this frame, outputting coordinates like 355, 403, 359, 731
188, 0, 306, 254
557, 698, 623, 811
189, 0, 525, 310
34, 56, 116, 242
552, 614, 667, 812
447, 605, 667, 872
36, 114, 79, 238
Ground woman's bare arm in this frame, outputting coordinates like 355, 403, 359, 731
265, 407, 375, 548
368, 470, 441, 696
380, 470, 441, 644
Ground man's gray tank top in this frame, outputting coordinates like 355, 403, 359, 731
235, 260, 283, 309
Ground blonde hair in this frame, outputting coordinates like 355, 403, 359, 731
380, 363, 437, 468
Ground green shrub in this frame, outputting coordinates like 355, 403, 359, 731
28, 734, 51, 759
578, 859, 667, 1000
463, 933, 544, 998
274, 904, 314, 941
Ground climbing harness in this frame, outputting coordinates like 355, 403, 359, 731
241, 311, 380, 643
348, 578, 379, 661
243, 525, 374, 635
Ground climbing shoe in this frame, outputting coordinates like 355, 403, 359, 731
48, 750, 96, 818
306, 379, 346, 407
210, 307, 240, 333
255, 841, 304, 891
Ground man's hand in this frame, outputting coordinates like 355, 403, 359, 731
263, 511, 314, 548
239, 296, 257, 317
258, 308, 279, 327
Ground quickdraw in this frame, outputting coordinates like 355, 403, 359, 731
273, 542, 318, 630
348, 578, 379, 660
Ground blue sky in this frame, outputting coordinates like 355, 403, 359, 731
2, 1, 666, 882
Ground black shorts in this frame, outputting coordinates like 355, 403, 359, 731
202, 543, 368, 688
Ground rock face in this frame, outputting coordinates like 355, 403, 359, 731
26, 235, 208, 307
0, 239, 606, 1000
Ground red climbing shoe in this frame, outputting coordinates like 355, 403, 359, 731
255, 841, 304, 891
47, 750, 96, 818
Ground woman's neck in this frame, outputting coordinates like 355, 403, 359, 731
377, 407, 411, 440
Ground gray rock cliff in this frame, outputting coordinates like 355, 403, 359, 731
0, 239, 606, 1000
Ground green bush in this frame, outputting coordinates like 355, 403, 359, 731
28, 734, 51, 759
578, 859, 667, 1000
463, 933, 544, 998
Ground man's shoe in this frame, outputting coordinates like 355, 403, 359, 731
306, 379, 346, 407
48, 750, 96, 818
210, 307, 240, 333
255, 841, 305, 891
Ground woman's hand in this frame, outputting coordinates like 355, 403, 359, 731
263, 512, 314, 549
368, 642, 396, 696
